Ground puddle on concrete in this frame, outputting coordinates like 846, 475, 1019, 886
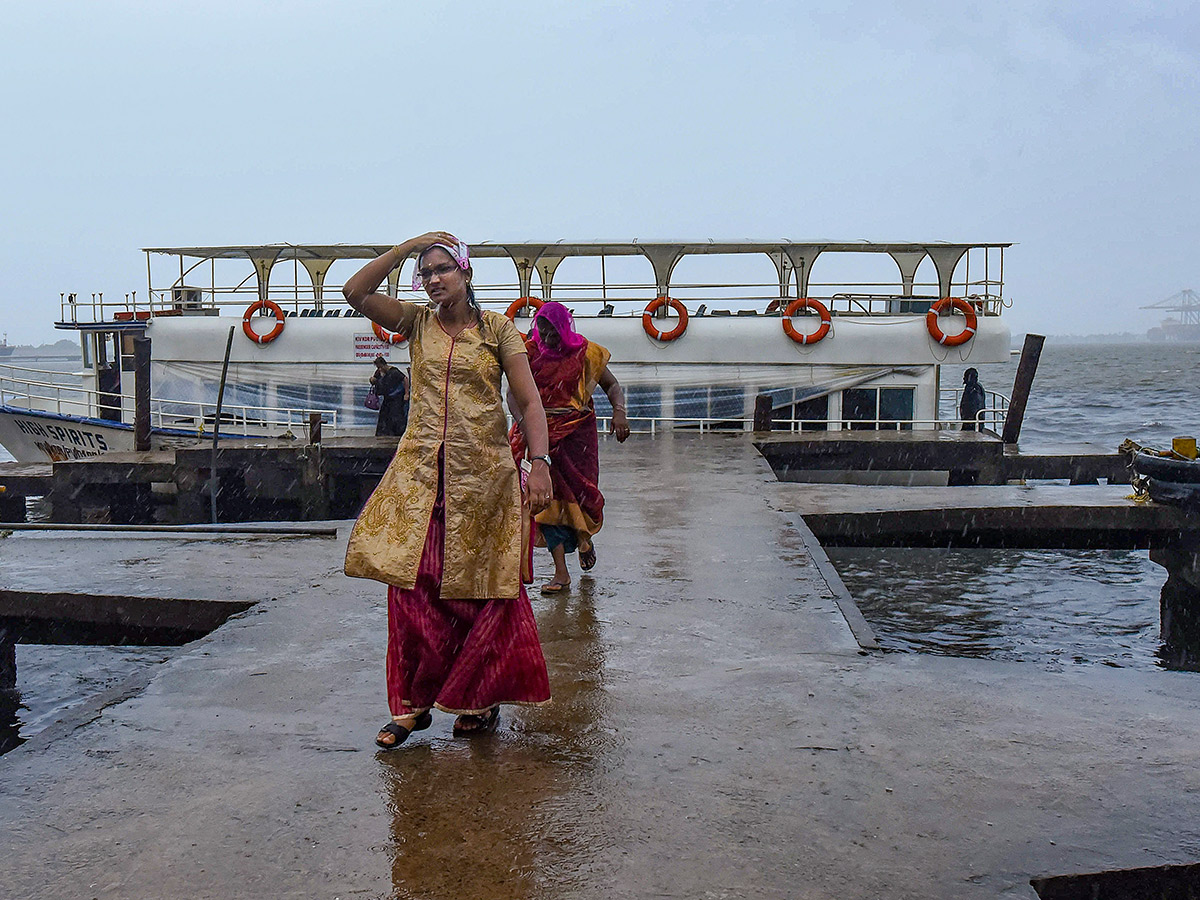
376, 578, 619, 899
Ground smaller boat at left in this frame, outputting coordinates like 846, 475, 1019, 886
0, 318, 338, 463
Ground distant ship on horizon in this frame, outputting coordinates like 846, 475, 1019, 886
0, 335, 12, 357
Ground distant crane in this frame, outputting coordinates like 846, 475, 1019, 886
1143, 290, 1200, 341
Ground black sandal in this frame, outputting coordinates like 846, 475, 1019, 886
579, 545, 597, 571
375, 710, 433, 750
452, 706, 499, 737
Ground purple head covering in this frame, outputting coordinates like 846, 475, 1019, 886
531, 301, 587, 358
411, 238, 470, 291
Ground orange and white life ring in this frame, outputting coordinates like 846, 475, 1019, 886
372, 321, 407, 344
242, 299, 285, 345
642, 296, 689, 342
505, 297, 545, 320
781, 298, 832, 345
926, 297, 977, 346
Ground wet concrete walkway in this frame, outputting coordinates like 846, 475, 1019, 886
2, 434, 1200, 899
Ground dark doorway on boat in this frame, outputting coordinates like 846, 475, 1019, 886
780, 393, 829, 431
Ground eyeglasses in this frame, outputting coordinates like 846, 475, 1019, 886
417, 263, 459, 283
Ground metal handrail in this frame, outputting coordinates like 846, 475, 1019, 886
1, 373, 338, 435
590, 410, 1007, 436
60, 291, 1008, 323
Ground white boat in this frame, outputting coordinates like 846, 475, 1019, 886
0, 240, 1012, 463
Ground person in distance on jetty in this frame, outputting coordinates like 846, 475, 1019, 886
369, 355, 409, 436
960, 367, 986, 431
342, 232, 553, 750
508, 301, 630, 594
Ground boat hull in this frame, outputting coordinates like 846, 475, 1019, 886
0, 406, 244, 463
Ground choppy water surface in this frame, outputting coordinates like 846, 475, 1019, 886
829, 547, 1169, 670
3, 645, 175, 753
852, 341, 1199, 671
942, 341, 1200, 453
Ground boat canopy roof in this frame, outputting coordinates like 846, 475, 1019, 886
145, 240, 1012, 301
144, 240, 1011, 261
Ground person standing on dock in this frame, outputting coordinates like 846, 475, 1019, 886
508, 301, 630, 594
960, 367, 986, 431
370, 355, 409, 436
342, 232, 553, 750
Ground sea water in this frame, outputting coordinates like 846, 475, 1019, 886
832, 341, 1200, 672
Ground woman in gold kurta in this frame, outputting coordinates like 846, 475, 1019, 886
342, 232, 554, 750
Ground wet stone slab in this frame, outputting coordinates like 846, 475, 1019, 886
1, 434, 1199, 899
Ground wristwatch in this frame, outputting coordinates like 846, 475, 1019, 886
530, 455, 552, 468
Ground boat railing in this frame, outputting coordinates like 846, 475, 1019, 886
152, 400, 340, 435
61, 280, 1006, 324
594, 392, 1010, 436
1, 368, 338, 435
938, 388, 1009, 434
593, 413, 1009, 435
0, 361, 82, 380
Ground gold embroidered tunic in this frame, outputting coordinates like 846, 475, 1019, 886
344, 304, 528, 598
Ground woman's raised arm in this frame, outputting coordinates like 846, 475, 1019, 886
342, 231, 458, 329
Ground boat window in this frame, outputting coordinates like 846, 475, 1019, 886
625, 384, 661, 422
792, 393, 830, 431
708, 386, 745, 422
879, 387, 914, 431
80, 334, 92, 368
843, 388, 878, 431
672, 386, 709, 421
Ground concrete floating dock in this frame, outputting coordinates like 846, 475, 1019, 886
44, 437, 399, 524
776, 482, 1200, 549
757, 431, 1132, 486
3, 435, 1200, 899
0, 462, 52, 521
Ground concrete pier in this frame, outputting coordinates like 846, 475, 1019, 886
2, 435, 1200, 899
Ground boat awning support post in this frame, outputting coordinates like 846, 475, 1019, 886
925, 246, 968, 300
502, 246, 547, 304
247, 251, 281, 305
888, 251, 927, 311
770, 252, 796, 302
299, 258, 335, 312
782, 245, 824, 299
535, 254, 566, 300
133, 336, 151, 452
639, 244, 685, 315
1001, 333, 1045, 445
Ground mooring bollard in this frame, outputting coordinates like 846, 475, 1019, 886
753, 394, 774, 432
0, 623, 16, 694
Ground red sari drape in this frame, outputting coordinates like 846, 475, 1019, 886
509, 340, 605, 554
386, 451, 550, 717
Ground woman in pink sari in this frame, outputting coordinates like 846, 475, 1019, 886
509, 302, 630, 593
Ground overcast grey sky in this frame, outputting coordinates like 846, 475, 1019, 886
2, 0, 1196, 343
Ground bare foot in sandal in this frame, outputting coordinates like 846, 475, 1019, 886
540, 578, 570, 594
452, 706, 499, 736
